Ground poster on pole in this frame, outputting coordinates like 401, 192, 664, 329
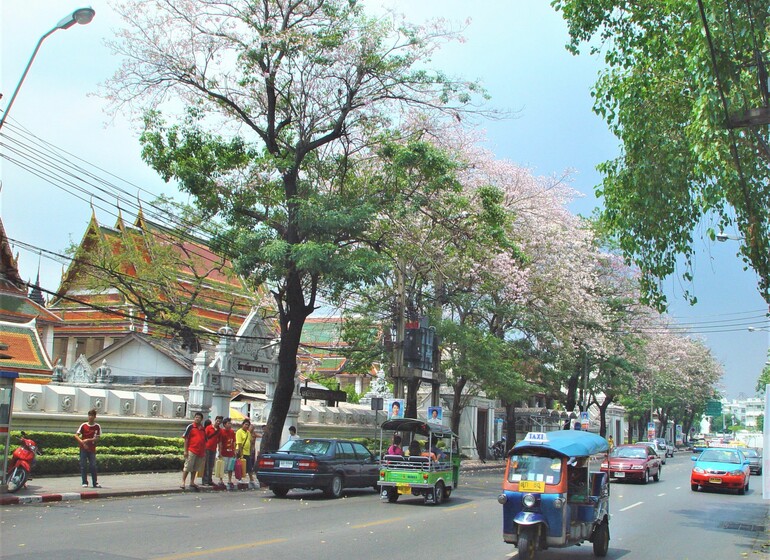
388, 399, 404, 419
427, 406, 442, 424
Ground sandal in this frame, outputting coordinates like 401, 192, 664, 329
189, 484, 199, 491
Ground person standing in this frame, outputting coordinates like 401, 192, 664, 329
235, 419, 253, 487
181, 412, 206, 490
288, 426, 299, 440
75, 409, 101, 488
202, 416, 222, 485
219, 417, 237, 490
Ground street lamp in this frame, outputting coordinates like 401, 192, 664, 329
0, 7, 95, 130
715, 232, 744, 242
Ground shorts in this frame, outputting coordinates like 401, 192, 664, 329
223, 456, 236, 473
184, 452, 206, 475
246, 455, 255, 474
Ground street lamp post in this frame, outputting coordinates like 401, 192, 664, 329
0, 7, 95, 130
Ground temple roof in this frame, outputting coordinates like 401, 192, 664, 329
0, 318, 54, 378
49, 212, 257, 336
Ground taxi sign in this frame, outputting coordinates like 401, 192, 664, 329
523, 432, 550, 444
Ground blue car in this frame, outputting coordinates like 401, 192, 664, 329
691, 447, 751, 494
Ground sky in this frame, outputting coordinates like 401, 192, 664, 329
1, 0, 768, 400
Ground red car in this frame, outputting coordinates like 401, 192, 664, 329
600, 444, 662, 483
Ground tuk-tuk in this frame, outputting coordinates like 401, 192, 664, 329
378, 418, 459, 505
498, 430, 610, 559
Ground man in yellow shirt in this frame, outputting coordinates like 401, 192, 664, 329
235, 419, 256, 488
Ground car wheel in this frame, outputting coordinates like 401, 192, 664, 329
642, 469, 649, 484
443, 485, 452, 501
759, 468, 763, 475
433, 481, 445, 506
324, 474, 343, 499
386, 488, 399, 503
271, 486, 289, 498
691, 483, 698, 491
745, 478, 750, 493
373, 483, 380, 493
653, 467, 660, 482
593, 520, 610, 557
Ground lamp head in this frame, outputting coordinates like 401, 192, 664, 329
56, 7, 95, 30
716, 233, 729, 242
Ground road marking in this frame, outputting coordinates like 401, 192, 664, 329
446, 503, 477, 512
675, 486, 681, 490
657, 493, 666, 497
153, 538, 287, 559
351, 517, 406, 529
619, 501, 643, 511
78, 520, 124, 527
232, 506, 264, 512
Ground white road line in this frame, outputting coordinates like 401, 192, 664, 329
232, 506, 264, 512
78, 520, 124, 527
619, 501, 643, 511
657, 493, 666, 497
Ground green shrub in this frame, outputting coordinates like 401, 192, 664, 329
35, 454, 184, 475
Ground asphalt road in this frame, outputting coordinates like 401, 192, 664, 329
1, 455, 767, 560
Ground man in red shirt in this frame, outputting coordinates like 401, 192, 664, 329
202, 415, 222, 485
181, 412, 206, 490
219, 417, 237, 489
75, 409, 102, 488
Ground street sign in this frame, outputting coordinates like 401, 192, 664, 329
647, 421, 655, 440
580, 411, 589, 430
705, 400, 722, 416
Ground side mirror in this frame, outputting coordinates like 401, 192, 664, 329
691, 456, 698, 461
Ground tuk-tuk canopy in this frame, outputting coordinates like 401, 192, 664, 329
380, 418, 455, 439
512, 430, 608, 458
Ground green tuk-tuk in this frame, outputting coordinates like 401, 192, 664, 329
378, 418, 460, 505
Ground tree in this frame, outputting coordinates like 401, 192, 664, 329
104, 0, 487, 451
553, 0, 770, 308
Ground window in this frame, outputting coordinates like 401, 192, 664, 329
507, 455, 562, 485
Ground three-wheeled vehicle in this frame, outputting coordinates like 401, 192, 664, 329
498, 430, 610, 559
378, 418, 459, 505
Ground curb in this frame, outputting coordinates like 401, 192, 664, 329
0, 481, 258, 506
1, 466, 504, 506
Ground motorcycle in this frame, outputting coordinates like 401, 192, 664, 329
6, 432, 39, 493
489, 437, 506, 459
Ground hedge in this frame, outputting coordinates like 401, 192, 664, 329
8, 431, 185, 475
34, 454, 184, 475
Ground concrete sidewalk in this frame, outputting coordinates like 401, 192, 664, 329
0, 459, 505, 506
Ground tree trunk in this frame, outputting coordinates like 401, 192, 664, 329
450, 375, 467, 437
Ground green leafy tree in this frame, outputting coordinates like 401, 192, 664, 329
553, 0, 770, 308
105, 1, 487, 451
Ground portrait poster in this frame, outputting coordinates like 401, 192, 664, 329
427, 406, 443, 423
388, 399, 405, 419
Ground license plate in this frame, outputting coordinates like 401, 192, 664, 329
708, 477, 722, 484
519, 480, 545, 492
279, 461, 294, 469
397, 483, 411, 494
612, 472, 625, 478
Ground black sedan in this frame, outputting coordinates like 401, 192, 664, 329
744, 448, 762, 475
256, 438, 380, 498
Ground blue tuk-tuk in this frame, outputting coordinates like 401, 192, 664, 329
498, 431, 610, 559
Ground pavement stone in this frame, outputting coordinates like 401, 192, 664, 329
0, 459, 505, 506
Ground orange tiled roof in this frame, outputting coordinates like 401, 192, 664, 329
0, 319, 53, 378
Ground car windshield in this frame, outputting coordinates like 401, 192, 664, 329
612, 447, 647, 459
699, 449, 741, 463
278, 439, 331, 454
743, 449, 758, 458
508, 454, 563, 485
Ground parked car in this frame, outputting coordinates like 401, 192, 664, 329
256, 438, 380, 498
691, 447, 751, 494
655, 438, 674, 457
601, 444, 662, 484
635, 440, 667, 464
743, 448, 762, 475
